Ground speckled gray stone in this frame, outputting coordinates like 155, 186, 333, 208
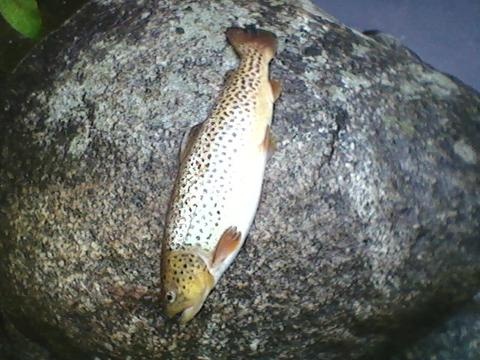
0, 0, 479, 359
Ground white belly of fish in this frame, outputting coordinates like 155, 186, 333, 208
178, 127, 268, 280
209, 144, 267, 281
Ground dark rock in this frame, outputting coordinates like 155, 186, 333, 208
0, 0, 479, 359
303, 45, 323, 57
0, 312, 52, 360
391, 299, 480, 360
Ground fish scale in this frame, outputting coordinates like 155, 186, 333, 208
167, 49, 263, 256
161, 27, 280, 323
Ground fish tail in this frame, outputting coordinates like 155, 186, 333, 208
226, 26, 278, 61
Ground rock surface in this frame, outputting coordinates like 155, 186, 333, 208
0, 0, 479, 359
392, 299, 480, 360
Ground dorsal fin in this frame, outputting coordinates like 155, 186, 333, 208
179, 122, 203, 163
211, 227, 242, 268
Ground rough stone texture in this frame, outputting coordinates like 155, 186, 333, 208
0, 0, 479, 359
392, 298, 480, 360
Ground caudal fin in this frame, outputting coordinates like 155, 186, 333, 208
226, 26, 278, 61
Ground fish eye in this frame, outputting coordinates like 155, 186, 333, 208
166, 291, 176, 303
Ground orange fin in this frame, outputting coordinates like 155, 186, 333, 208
180, 122, 203, 163
270, 79, 282, 101
212, 227, 242, 268
226, 26, 277, 60
261, 125, 276, 158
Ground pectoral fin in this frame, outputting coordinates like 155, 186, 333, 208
270, 79, 282, 101
212, 227, 242, 268
180, 122, 203, 162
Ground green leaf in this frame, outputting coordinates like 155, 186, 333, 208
0, 0, 42, 39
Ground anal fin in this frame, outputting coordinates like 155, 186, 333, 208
261, 125, 276, 158
180, 122, 203, 162
270, 79, 282, 101
224, 69, 235, 84
212, 227, 242, 268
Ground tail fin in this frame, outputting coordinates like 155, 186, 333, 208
226, 26, 278, 61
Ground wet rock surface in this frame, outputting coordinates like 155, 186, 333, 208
0, 0, 479, 359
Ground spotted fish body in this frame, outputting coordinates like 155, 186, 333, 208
161, 27, 281, 323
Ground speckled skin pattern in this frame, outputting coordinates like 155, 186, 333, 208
0, 0, 479, 359
162, 31, 276, 320
165, 46, 272, 259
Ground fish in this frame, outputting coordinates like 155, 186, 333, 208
160, 26, 281, 323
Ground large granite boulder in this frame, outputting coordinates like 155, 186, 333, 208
0, 0, 479, 359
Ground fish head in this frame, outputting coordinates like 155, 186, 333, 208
161, 250, 215, 323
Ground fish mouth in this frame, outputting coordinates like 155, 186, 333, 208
179, 287, 213, 323
165, 304, 196, 324
165, 305, 185, 319
166, 297, 207, 324
179, 306, 195, 324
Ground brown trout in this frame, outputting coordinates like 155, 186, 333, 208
161, 27, 281, 323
